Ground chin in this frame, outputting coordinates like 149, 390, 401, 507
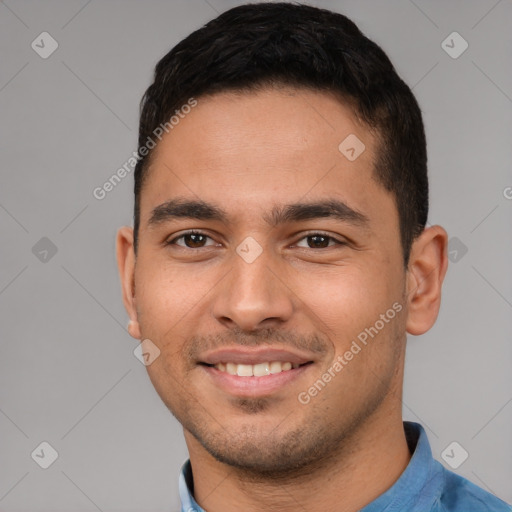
184, 411, 345, 478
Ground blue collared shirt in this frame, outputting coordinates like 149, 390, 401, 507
178, 421, 511, 512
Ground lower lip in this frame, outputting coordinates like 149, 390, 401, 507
201, 364, 312, 397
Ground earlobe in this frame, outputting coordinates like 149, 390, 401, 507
116, 226, 141, 340
127, 319, 141, 339
405, 225, 449, 336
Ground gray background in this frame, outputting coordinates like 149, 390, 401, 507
1, 0, 511, 510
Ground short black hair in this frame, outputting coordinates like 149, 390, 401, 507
133, 1, 428, 267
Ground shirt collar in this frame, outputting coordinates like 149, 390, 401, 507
179, 458, 204, 512
360, 421, 443, 512
178, 421, 442, 512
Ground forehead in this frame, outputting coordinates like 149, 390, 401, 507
139, 86, 395, 229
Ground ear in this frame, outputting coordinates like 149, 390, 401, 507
116, 226, 141, 340
405, 225, 449, 336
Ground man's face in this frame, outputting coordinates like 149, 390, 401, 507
125, 87, 410, 474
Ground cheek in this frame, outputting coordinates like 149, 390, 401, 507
134, 257, 222, 367
134, 260, 187, 348
298, 262, 392, 326
135, 256, 197, 321
294, 257, 404, 366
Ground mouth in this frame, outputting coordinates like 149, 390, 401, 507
203, 361, 310, 377
197, 347, 316, 396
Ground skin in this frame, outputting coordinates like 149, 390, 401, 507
117, 86, 448, 512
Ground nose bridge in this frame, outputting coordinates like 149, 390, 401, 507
212, 240, 293, 330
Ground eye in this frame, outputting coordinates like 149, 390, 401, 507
295, 233, 345, 249
167, 230, 218, 249
166, 231, 346, 250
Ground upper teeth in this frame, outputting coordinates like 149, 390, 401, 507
214, 361, 299, 377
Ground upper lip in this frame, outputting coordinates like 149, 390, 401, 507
199, 347, 315, 366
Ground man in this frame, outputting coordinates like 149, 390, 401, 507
116, 3, 511, 511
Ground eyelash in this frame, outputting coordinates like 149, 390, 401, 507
166, 230, 346, 250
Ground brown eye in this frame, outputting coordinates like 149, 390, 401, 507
295, 233, 343, 249
306, 235, 331, 248
168, 231, 216, 249
182, 233, 207, 248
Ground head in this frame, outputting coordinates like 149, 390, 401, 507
117, 2, 448, 477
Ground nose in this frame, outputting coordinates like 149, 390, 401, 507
211, 242, 294, 333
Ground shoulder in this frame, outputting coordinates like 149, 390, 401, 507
436, 464, 511, 512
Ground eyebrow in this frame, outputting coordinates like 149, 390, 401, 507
148, 197, 370, 228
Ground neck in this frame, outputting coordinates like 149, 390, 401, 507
185, 410, 411, 512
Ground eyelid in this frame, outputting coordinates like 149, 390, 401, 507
292, 230, 347, 248
166, 229, 347, 248
166, 230, 217, 247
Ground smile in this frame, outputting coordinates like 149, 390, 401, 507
213, 361, 301, 377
